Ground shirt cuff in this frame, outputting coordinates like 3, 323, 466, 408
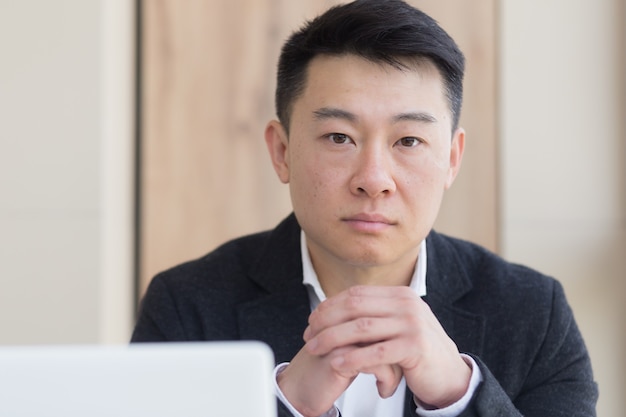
414, 354, 483, 417
273, 362, 339, 417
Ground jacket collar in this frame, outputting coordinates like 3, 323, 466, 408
424, 231, 474, 302
250, 213, 304, 294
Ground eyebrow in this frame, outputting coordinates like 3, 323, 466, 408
312, 107, 437, 124
313, 107, 357, 122
393, 112, 438, 124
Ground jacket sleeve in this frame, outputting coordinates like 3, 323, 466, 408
131, 275, 189, 342
460, 282, 598, 416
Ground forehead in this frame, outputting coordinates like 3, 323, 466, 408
294, 54, 450, 124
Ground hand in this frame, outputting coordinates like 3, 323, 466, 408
277, 343, 402, 417
277, 287, 405, 417
304, 285, 472, 409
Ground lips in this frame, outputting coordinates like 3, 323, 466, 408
344, 213, 394, 224
341, 213, 396, 233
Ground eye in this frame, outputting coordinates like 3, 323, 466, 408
397, 137, 422, 147
326, 133, 352, 144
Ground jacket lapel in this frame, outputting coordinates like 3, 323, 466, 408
423, 231, 486, 357
236, 214, 311, 363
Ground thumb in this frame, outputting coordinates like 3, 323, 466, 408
363, 364, 403, 398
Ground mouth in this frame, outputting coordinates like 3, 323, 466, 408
342, 213, 396, 232
345, 213, 394, 223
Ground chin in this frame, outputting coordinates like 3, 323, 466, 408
340, 250, 393, 268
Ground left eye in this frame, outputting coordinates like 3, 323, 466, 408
397, 137, 421, 147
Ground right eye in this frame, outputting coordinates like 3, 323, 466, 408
326, 133, 352, 144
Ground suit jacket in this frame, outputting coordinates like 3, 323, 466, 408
132, 214, 598, 416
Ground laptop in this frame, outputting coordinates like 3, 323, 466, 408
0, 341, 276, 417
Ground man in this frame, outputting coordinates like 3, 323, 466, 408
132, 1, 598, 416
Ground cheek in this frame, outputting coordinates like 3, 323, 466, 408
424, 148, 452, 184
426, 144, 452, 171
398, 158, 449, 208
310, 167, 342, 203
290, 160, 326, 202
401, 155, 446, 186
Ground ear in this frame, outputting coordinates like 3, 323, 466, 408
264, 120, 290, 184
445, 127, 465, 189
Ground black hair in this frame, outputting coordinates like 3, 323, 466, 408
275, 0, 465, 133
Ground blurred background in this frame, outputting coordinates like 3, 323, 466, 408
0, 0, 623, 415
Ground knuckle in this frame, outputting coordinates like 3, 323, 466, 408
373, 343, 386, 360
355, 317, 372, 332
346, 294, 363, 311
347, 285, 365, 297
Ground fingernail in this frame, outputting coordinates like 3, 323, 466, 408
303, 326, 311, 341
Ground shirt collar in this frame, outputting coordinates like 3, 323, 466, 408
300, 231, 427, 310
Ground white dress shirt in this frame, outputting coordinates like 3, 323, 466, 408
273, 232, 482, 417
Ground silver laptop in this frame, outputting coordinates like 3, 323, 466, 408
0, 341, 276, 417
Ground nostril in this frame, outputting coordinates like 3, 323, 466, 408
355, 186, 391, 197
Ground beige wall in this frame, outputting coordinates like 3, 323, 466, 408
500, 0, 626, 415
0, 0, 134, 344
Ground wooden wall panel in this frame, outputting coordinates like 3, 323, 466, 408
139, 0, 498, 296
415, 1, 499, 251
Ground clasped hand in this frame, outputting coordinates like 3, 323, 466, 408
277, 285, 471, 417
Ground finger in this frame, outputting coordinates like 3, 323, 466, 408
303, 325, 312, 342
329, 354, 403, 399
329, 339, 410, 375
308, 286, 420, 338
305, 316, 404, 355
362, 364, 403, 398
334, 285, 415, 299
306, 292, 435, 355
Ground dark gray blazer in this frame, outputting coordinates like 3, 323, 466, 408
132, 214, 597, 416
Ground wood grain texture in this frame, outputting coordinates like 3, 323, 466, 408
139, 0, 498, 296
414, 1, 499, 250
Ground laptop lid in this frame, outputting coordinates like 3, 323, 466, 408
0, 341, 276, 417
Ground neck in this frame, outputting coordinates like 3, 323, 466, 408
309, 248, 419, 298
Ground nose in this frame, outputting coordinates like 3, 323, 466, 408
349, 145, 396, 198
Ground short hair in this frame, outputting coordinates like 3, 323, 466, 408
275, 0, 465, 133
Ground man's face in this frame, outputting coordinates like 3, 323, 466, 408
266, 54, 464, 271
